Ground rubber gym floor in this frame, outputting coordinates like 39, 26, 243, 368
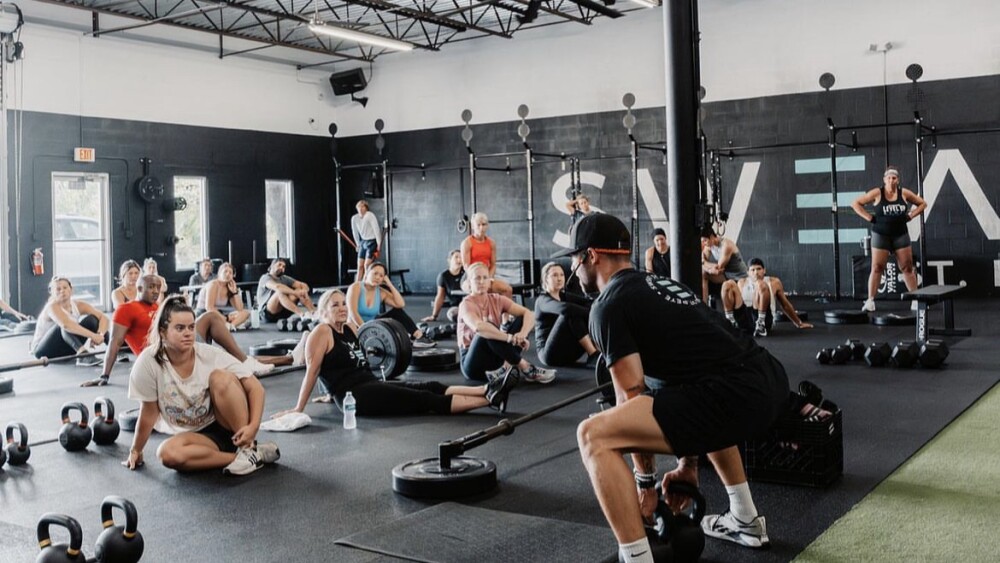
1, 296, 997, 562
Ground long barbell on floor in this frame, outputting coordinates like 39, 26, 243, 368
0, 349, 105, 374
392, 380, 613, 499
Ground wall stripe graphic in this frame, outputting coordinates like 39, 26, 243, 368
796, 192, 865, 208
798, 228, 869, 244
794, 155, 866, 174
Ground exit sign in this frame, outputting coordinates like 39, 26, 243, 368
74, 147, 96, 162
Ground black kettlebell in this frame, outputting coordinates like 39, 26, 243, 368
95, 496, 145, 563
58, 402, 93, 452
652, 482, 706, 563
36, 512, 88, 563
5, 422, 31, 465
92, 397, 121, 446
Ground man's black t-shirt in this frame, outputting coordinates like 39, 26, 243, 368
589, 269, 759, 386
437, 269, 465, 306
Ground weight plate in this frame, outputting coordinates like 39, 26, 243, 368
0, 376, 13, 395
823, 309, 869, 325
266, 338, 301, 352
871, 313, 915, 326
249, 344, 284, 356
136, 175, 164, 203
118, 408, 139, 432
392, 456, 497, 499
408, 348, 459, 372
358, 318, 412, 380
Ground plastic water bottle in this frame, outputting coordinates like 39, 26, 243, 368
250, 306, 261, 330
343, 391, 357, 429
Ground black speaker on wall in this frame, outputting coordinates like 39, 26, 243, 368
329, 68, 367, 95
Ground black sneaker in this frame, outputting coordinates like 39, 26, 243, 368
485, 367, 519, 413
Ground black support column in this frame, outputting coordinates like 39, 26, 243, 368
663, 0, 703, 292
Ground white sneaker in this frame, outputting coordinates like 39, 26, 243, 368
861, 299, 876, 312
223, 446, 263, 476
521, 365, 556, 384
226, 322, 236, 332
484, 364, 510, 383
244, 357, 274, 376
255, 441, 281, 464
412, 336, 436, 349
76, 356, 102, 367
290, 338, 306, 366
702, 511, 770, 549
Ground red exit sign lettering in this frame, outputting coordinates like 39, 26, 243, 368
74, 148, 96, 162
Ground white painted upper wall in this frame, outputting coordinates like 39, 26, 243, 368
10, 0, 1000, 138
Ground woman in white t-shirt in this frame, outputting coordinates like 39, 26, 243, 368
124, 296, 280, 476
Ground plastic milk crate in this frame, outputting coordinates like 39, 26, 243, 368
742, 401, 843, 487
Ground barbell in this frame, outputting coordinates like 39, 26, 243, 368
0, 350, 105, 374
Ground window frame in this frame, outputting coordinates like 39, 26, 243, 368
265, 179, 295, 263
172, 176, 209, 272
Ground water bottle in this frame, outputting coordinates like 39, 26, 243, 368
250, 306, 261, 330
343, 391, 357, 429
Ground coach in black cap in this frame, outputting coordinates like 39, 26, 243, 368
558, 214, 789, 562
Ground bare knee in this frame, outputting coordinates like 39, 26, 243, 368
577, 417, 611, 461
157, 441, 186, 470
209, 369, 239, 391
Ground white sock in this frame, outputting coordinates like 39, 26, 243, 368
726, 482, 758, 522
619, 537, 655, 563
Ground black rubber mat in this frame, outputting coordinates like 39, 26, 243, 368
336, 502, 617, 563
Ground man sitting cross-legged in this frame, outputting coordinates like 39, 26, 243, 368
256, 258, 316, 323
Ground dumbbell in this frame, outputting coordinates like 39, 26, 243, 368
890, 341, 920, 368
919, 340, 949, 368
5, 422, 31, 465
816, 348, 834, 365
92, 397, 121, 446
276, 318, 289, 332
36, 513, 88, 562
864, 342, 892, 367
830, 345, 852, 365
95, 496, 144, 563
59, 402, 93, 452
845, 338, 866, 361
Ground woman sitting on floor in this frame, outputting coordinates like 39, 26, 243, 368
346, 262, 435, 348
123, 296, 280, 476
30, 276, 109, 364
458, 262, 555, 385
197, 262, 251, 330
273, 289, 514, 418
111, 260, 142, 310
533, 262, 598, 367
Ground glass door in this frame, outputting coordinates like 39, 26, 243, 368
51, 172, 111, 308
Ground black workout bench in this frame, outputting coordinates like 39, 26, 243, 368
347, 268, 412, 294
902, 284, 972, 341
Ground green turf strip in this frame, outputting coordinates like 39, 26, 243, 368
795, 382, 1000, 562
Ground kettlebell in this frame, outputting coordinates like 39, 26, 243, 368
5, 422, 31, 465
95, 496, 144, 563
36, 512, 87, 563
92, 397, 121, 446
58, 402, 93, 452
652, 482, 706, 563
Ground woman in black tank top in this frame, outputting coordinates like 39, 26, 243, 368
272, 289, 515, 419
850, 166, 927, 312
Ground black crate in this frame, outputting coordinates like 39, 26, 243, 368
743, 401, 843, 487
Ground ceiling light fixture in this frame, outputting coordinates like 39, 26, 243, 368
627, 0, 659, 8
308, 20, 414, 52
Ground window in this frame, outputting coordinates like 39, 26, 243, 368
174, 177, 208, 271
265, 180, 294, 261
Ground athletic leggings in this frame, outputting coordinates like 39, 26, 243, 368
460, 317, 524, 382
32, 314, 102, 359
376, 307, 419, 336
343, 380, 453, 416
538, 314, 588, 367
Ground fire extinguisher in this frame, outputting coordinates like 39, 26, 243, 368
31, 248, 44, 276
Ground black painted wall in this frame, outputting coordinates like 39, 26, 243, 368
6, 113, 337, 313
334, 73, 1000, 297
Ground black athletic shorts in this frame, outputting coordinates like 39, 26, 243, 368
197, 420, 238, 453
871, 231, 911, 252
261, 305, 293, 323
649, 349, 789, 457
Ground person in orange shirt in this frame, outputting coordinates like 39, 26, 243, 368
460, 212, 513, 299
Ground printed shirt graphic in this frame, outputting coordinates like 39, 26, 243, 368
128, 343, 252, 434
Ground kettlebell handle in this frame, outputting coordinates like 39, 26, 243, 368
94, 396, 117, 421
60, 402, 90, 428
101, 496, 140, 537
37, 512, 85, 555
663, 481, 706, 522
6, 421, 28, 448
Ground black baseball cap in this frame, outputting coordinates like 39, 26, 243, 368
551, 213, 632, 258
